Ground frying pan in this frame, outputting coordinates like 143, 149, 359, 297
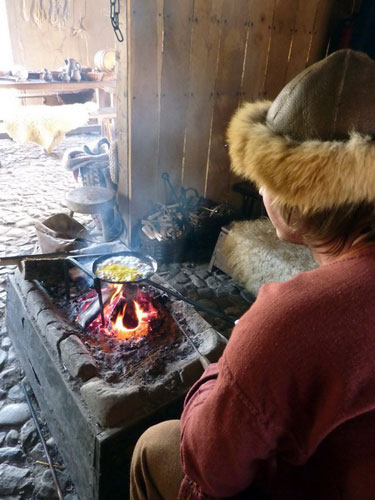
92, 251, 157, 284
85, 251, 234, 327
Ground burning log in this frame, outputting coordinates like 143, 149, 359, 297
111, 300, 139, 330
77, 282, 161, 342
77, 287, 114, 329
122, 283, 139, 301
109, 283, 140, 329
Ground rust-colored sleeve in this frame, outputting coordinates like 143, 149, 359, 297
179, 277, 313, 498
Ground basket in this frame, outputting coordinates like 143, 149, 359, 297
189, 203, 235, 254
139, 230, 191, 264
35, 213, 90, 253
86, 71, 104, 82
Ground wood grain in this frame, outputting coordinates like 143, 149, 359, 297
307, 0, 336, 64
115, 0, 338, 237
157, 0, 195, 203
262, 0, 299, 99
205, 0, 250, 202
181, 0, 225, 194
127, 0, 163, 239
285, 0, 321, 82
241, 0, 276, 101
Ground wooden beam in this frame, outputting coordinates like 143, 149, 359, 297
205, 0, 250, 203
156, 0, 195, 204
181, 0, 225, 194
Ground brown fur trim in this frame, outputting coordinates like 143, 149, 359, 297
227, 101, 375, 212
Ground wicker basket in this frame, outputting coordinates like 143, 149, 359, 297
86, 71, 104, 81
139, 230, 191, 264
189, 204, 234, 254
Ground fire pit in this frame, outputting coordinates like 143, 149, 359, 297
6, 261, 226, 500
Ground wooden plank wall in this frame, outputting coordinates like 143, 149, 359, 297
116, 0, 336, 243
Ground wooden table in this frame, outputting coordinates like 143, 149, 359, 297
0, 78, 116, 96
0, 78, 115, 107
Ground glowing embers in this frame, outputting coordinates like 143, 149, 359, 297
83, 283, 160, 341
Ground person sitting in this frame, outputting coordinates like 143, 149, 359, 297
130, 49, 375, 500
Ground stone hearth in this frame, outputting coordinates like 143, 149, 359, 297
6, 268, 226, 500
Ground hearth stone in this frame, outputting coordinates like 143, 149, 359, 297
6, 269, 226, 500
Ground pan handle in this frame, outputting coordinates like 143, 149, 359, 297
66, 256, 97, 280
144, 278, 234, 328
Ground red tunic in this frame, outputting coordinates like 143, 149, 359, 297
179, 248, 375, 499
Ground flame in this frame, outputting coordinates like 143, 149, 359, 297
95, 284, 159, 341
110, 284, 123, 301
111, 299, 150, 340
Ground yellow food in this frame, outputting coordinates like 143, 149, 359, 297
96, 263, 141, 282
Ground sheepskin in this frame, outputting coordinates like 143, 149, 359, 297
4, 102, 96, 153
226, 100, 375, 213
222, 218, 316, 296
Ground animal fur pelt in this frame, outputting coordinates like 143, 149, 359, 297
4, 102, 96, 153
226, 100, 375, 213
222, 218, 316, 296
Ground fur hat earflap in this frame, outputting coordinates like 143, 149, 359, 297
227, 50, 375, 213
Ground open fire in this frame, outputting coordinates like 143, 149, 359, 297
69, 278, 187, 384
80, 283, 160, 341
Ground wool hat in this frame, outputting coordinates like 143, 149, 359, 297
227, 49, 375, 213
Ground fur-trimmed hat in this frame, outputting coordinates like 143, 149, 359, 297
227, 50, 375, 213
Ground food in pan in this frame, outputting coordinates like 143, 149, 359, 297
95, 255, 153, 282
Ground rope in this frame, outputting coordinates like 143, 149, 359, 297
22, 0, 73, 30
71, 19, 90, 67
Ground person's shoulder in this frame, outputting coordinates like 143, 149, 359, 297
249, 267, 323, 318
255, 251, 373, 310
226, 254, 375, 370
227, 265, 345, 362
258, 268, 318, 298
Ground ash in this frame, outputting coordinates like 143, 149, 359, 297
46, 281, 194, 386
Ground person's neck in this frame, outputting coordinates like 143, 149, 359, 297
309, 232, 374, 266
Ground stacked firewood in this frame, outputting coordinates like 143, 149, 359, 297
141, 204, 188, 241
141, 201, 235, 242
